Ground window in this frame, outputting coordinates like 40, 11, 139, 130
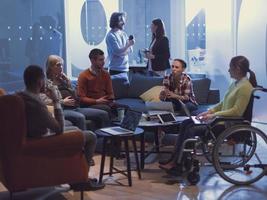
0, 0, 66, 92
122, 0, 171, 65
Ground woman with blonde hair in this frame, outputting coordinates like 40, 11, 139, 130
43, 55, 110, 130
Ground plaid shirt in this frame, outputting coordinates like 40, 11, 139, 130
169, 73, 197, 104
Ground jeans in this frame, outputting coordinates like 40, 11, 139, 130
167, 98, 198, 113
64, 125, 97, 165
87, 104, 116, 119
173, 119, 225, 163
76, 107, 110, 128
64, 107, 110, 130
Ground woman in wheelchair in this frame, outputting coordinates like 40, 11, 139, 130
159, 55, 258, 173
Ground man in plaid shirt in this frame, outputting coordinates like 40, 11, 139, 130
159, 59, 198, 113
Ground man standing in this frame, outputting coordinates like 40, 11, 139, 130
18, 65, 104, 191
77, 48, 115, 117
106, 12, 134, 75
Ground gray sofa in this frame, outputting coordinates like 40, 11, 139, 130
111, 72, 220, 115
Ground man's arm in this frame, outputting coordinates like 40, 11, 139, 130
43, 87, 65, 134
106, 32, 133, 56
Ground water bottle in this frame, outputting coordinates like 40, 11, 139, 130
163, 71, 170, 89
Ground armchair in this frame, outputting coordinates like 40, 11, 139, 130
0, 95, 89, 199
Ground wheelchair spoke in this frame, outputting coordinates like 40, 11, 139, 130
212, 124, 267, 185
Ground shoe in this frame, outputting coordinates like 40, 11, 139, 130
89, 178, 98, 183
89, 159, 95, 166
165, 165, 183, 176
159, 163, 176, 171
70, 179, 105, 191
158, 158, 173, 165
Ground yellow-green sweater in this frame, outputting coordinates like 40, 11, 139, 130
210, 77, 253, 117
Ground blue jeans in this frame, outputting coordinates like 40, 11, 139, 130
173, 119, 225, 164
166, 98, 197, 113
64, 107, 110, 130
64, 125, 97, 165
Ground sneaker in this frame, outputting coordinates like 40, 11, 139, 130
158, 157, 173, 165
89, 159, 95, 166
165, 165, 184, 176
70, 179, 105, 191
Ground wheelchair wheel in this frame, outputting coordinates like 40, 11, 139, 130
212, 124, 267, 185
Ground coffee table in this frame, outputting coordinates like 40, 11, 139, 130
138, 116, 189, 169
95, 127, 144, 186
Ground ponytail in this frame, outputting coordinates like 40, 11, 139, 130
248, 69, 257, 87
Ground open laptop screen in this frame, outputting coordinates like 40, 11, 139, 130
120, 109, 142, 131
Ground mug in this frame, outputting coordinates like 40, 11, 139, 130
117, 108, 125, 122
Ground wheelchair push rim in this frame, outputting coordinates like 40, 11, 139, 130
212, 124, 267, 185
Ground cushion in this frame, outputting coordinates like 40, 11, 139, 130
71, 80, 78, 89
139, 86, 162, 102
111, 73, 130, 99
128, 74, 163, 98
192, 78, 211, 104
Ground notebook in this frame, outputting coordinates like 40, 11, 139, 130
100, 109, 142, 135
145, 101, 175, 115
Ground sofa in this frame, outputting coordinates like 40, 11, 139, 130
111, 72, 220, 115
71, 72, 219, 130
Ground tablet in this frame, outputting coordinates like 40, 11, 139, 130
157, 113, 176, 124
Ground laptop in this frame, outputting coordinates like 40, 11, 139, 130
178, 100, 205, 124
145, 101, 175, 115
100, 109, 142, 135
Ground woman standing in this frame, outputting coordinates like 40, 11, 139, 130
145, 18, 171, 76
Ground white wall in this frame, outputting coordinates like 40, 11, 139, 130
237, 0, 267, 122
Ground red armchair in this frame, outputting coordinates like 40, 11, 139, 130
0, 95, 89, 199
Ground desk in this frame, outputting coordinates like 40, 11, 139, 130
95, 127, 144, 186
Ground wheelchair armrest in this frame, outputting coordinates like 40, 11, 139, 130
209, 116, 249, 126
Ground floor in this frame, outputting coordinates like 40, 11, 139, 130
1, 122, 267, 200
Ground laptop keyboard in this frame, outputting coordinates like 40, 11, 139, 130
111, 127, 129, 133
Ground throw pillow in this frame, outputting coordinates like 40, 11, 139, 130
139, 86, 163, 102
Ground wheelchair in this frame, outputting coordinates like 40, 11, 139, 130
178, 86, 267, 185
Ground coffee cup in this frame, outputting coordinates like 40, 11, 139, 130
117, 108, 125, 122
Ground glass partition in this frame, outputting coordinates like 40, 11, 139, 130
0, 0, 66, 92
122, 0, 171, 65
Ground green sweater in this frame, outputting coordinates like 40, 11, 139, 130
210, 77, 253, 117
